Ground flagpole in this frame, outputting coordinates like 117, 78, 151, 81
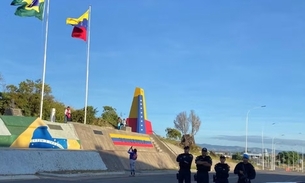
84, 5, 91, 124
39, 0, 50, 119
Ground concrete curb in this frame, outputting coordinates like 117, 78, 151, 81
136, 170, 177, 175
38, 170, 179, 178
37, 171, 126, 178
0, 175, 39, 181
0, 170, 179, 180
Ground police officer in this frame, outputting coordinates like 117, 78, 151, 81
195, 147, 212, 183
214, 155, 230, 183
233, 154, 256, 183
176, 146, 193, 183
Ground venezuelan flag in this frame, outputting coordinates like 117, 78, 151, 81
11, 0, 45, 20
66, 9, 89, 42
109, 133, 153, 148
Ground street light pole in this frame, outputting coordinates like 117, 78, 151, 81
302, 147, 304, 173
297, 150, 300, 172
245, 105, 266, 153
298, 133, 304, 173
273, 135, 284, 171
272, 137, 274, 170
270, 123, 276, 170
273, 141, 280, 170
292, 145, 296, 172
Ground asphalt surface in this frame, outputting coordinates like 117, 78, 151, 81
2, 171, 305, 183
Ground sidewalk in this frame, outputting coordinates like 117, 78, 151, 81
37, 171, 126, 178
0, 169, 182, 180
0, 175, 39, 181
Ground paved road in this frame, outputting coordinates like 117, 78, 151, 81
2, 171, 305, 183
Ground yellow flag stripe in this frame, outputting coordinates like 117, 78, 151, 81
66, 9, 89, 25
109, 133, 151, 141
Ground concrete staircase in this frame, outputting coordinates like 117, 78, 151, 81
150, 137, 163, 152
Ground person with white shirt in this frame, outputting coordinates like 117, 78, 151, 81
122, 118, 126, 127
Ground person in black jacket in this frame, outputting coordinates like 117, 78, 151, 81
195, 147, 212, 183
233, 154, 256, 183
176, 146, 193, 183
214, 155, 230, 183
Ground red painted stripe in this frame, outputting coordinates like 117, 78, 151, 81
72, 26, 87, 41
113, 141, 153, 147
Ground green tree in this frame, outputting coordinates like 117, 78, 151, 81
0, 76, 107, 125
0, 73, 9, 115
0, 91, 10, 115
4, 79, 52, 117
232, 152, 243, 160
101, 106, 119, 128
72, 106, 98, 124
0, 73, 5, 91
0, 78, 67, 121
165, 127, 182, 140
277, 151, 300, 165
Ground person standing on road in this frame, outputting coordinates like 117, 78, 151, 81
214, 155, 230, 183
233, 154, 256, 183
127, 146, 138, 177
176, 146, 193, 183
195, 147, 212, 183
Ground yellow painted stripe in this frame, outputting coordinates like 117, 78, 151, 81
109, 133, 151, 141
129, 87, 147, 120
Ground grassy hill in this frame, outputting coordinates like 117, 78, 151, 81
159, 137, 240, 171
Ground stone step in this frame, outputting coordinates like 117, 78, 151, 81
150, 137, 163, 152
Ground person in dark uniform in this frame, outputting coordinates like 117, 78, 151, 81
214, 155, 230, 183
176, 146, 193, 183
195, 147, 212, 183
234, 154, 256, 183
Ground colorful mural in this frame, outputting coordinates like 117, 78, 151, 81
126, 87, 153, 134
0, 115, 80, 149
109, 133, 153, 147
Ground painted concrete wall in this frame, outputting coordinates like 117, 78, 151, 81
0, 149, 107, 175
0, 118, 11, 136
0, 116, 177, 174
0, 116, 80, 149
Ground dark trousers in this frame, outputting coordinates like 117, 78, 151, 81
178, 171, 191, 183
64, 115, 71, 123
216, 179, 229, 183
196, 171, 209, 183
237, 179, 250, 183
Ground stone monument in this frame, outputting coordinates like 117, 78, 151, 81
121, 126, 132, 132
4, 99, 23, 116
50, 108, 56, 122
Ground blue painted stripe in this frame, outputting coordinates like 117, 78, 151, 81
111, 138, 152, 144
137, 95, 146, 134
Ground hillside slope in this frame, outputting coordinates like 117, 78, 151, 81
159, 137, 239, 172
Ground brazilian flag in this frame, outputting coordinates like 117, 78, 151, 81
11, 0, 45, 20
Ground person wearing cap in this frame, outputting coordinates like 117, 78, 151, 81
214, 155, 230, 183
233, 154, 256, 183
194, 147, 212, 183
176, 146, 193, 183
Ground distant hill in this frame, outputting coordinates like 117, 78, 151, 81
197, 143, 280, 154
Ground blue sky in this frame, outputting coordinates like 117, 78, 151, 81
1, 0, 305, 150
